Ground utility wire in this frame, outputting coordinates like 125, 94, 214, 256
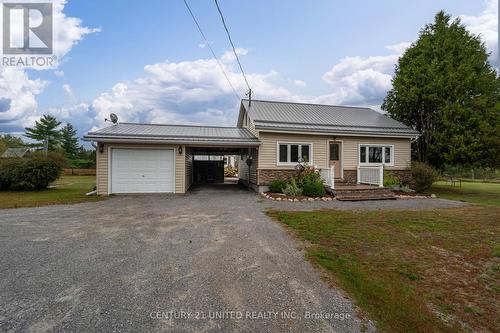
182, 0, 241, 100
214, 0, 251, 92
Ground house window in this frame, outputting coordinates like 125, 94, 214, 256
359, 145, 393, 165
278, 143, 312, 164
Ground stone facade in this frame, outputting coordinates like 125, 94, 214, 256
342, 170, 358, 184
257, 169, 296, 185
386, 169, 412, 185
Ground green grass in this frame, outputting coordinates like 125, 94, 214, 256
0, 175, 102, 209
431, 181, 500, 206
269, 206, 500, 332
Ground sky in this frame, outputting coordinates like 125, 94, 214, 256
0, 0, 498, 142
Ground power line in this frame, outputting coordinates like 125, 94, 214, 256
213, 0, 251, 93
182, 0, 241, 100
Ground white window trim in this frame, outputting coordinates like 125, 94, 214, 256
276, 141, 313, 166
358, 144, 394, 167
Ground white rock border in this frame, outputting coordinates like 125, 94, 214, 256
260, 192, 335, 202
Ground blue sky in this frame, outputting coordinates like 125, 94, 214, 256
0, 0, 497, 141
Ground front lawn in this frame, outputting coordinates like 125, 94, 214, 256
431, 181, 500, 206
0, 175, 102, 209
269, 206, 500, 332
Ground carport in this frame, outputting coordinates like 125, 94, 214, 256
83, 123, 260, 195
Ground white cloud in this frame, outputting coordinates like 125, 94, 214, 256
460, 0, 498, 66
62, 83, 73, 96
0, 0, 98, 130
220, 48, 249, 63
293, 79, 307, 87
88, 53, 293, 129
0, 68, 47, 126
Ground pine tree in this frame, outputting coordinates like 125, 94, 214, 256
61, 123, 79, 159
25, 115, 62, 151
382, 11, 500, 168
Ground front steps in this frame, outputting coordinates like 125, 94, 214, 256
331, 184, 397, 201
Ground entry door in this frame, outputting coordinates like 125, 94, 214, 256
111, 148, 175, 193
329, 142, 341, 178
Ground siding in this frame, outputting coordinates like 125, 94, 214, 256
185, 147, 193, 191
238, 148, 258, 184
96, 143, 186, 195
257, 132, 411, 171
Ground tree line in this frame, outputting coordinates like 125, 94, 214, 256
0, 115, 95, 168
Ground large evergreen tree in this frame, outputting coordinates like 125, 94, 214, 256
61, 123, 79, 159
382, 11, 499, 168
25, 115, 62, 151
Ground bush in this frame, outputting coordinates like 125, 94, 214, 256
302, 179, 326, 197
0, 153, 64, 190
411, 162, 437, 193
282, 178, 303, 196
224, 166, 237, 177
384, 171, 401, 187
269, 179, 287, 193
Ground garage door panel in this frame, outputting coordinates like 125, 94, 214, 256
111, 149, 174, 193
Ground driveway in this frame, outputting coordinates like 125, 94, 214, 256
0, 184, 462, 332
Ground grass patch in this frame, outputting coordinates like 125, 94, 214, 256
269, 206, 500, 332
0, 175, 102, 209
431, 181, 500, 206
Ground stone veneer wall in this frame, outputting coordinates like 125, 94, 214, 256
257, 168, 412, 186
257, 169, 296, 185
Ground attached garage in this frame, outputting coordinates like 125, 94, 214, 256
110, 148, 175, 194
84, 123, 261, 195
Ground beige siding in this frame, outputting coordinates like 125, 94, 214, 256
185, 147, 193, 191
257, 132, 411, 171
96, 143, 186, 195
342, 136, 411, 170
238, 148, 258, 184
258, 132, 329, 169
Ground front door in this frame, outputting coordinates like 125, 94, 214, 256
329, 142, 341, 178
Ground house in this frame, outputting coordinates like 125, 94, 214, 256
1, 147, 31, 158
83, 99, 419, 195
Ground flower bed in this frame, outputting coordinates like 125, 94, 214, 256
262, 191, 335, 202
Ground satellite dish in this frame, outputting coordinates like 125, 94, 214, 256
110, 113, 118, 124
105, 113, 119, 124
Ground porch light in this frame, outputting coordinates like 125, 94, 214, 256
178, 146, 183, 155
98, 143, 104, 153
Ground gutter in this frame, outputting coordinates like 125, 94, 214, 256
82, 136, 261, 146
255, 126, 420, 139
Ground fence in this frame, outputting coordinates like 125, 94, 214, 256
357, 165, 384, 187
319, 166, 335, 189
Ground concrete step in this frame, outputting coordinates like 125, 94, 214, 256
334, 187, 396, 201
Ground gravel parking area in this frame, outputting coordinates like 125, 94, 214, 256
0, 184, 465, 332
0, 184, 374, 332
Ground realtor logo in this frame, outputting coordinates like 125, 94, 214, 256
2, 2, 53, 54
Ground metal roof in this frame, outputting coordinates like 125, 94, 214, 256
241, 99, 419, 137
1, 147, 30, 158
83, 123, 261, 146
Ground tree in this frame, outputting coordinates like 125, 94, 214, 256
382, 11, 500, 168
25, 115, 62, 151
61, 123, 79, 159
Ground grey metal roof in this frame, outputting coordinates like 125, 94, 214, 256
1, 147, 30, 158
84, 123, 260, 146
241, 99, 419, 137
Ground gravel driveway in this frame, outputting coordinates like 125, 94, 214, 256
0, 184, 464, 332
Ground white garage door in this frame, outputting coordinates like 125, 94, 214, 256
110, 149, 175, 193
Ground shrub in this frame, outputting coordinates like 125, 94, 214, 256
302, 179, 326, 197
0, 153, 64, 190
295, 163, 322, 186
282, 178, 303, 196
224, 166, 237, 177
269, 179, 287, 193
384, 171, 401, 187
411, 162, 437, 193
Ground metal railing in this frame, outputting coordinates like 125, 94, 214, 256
357, 165, 384, 187
319, 166, 335, 189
